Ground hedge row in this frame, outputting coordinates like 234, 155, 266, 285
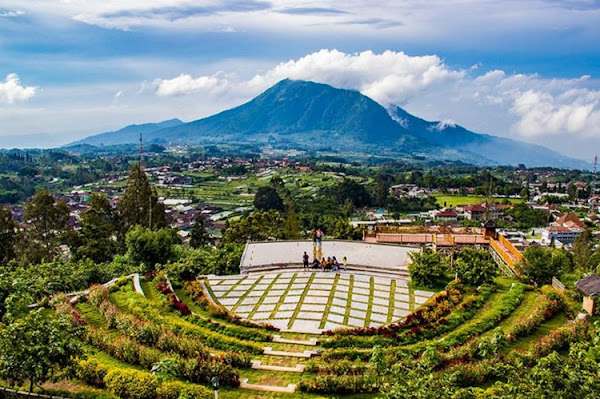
77, 360, 213, 399
83, 327, 241, 387
90, 284, 262, 355
324, 281, 464, 338
298, 374, 378, 394
154, 275, 273, 342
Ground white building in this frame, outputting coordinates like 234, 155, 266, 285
541, 226, 583, 245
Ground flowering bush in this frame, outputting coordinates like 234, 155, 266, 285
324, 281, 464, 338
88, 285, 110, 307
298, 374, 378, 394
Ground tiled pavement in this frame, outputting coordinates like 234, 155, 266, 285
207, 271, 436, 334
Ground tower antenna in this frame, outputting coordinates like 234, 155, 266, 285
593, 155, 598, 196
139, 132, 144, 170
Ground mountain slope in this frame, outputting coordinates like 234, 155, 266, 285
151, 79, 423, 151
67, 118, 183, 147
72, 80, 589, 169
387, 105, 588, 168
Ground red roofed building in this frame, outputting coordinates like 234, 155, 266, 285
435, 210, 458, 222
464, 204, 486, 220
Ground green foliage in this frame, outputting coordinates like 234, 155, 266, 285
189, 218, 212, 248
22, 188, 70, 263
253, 186, 284, 211
521, 246, 562, 286
76, 193, 118, 263
125, 226, 179, 272
408, 248, 450, 288
104, 368, 159, 399
506, 202, 548, 229
324, 178, 372, 208
222, 210, 285, 243
454, 248, 497, 286
573, 229, 594, 271
0, 204, 16, 264
119, 163, 166, 230
156, 381, 211, 399
0, 310, 84, 392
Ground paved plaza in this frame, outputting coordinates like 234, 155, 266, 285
207, 271, 435, 334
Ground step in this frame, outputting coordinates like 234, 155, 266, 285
263, 346, 321, 358
251, 360, 305, 372
272, 334, 318, 346
239, 378, 297, 393
244, 266, 409, 279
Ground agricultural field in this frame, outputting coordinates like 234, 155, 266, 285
433, 194, 523, 208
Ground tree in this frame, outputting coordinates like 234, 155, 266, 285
567, 182, 577, 201
506, 203, 547, 229
573, 229, 593, 271
22, 189, 70, 263
119, 163, 166, 230
330, 179, 371, 208
408, 248, 449, 288
222, 210, 285, 243
283, 198, 301, 239
189, 217, 212, 248
253, 187, 284, 211
0, 205, 16, 264
373, 174, 393, 207
125, 226, 179, 272
520, 246, 561, 286
76, 193, 118, 263
0, 310, 83, 392
454, 248, 497, 286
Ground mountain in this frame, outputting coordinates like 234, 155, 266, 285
66, 118, 183, 147
72, 80, 589, 169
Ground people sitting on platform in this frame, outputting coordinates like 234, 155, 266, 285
310, 258, 320, 269
324, 257, 333, 271
332, 256, 339, 272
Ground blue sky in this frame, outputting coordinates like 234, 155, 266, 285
0, 0, 599, 161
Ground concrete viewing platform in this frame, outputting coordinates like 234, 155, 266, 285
239, 240, 416, 278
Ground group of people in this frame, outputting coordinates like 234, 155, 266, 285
302, 251, 347, 272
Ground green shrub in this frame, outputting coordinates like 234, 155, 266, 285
104, 368, 159, 399
157, 380, 212, 399
77, 359, 108, 387
88, 285, 110, 307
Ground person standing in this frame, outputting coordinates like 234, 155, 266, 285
343, 256, 348, 271
302, 251, 309, 269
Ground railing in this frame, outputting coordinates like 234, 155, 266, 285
498, 235, 523, 263
552, 277, 566, 291
489, 239, 521, 276
0, 387, 68, 399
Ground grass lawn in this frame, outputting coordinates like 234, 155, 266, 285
433, 194, 523, 207
507, 312, 569, 351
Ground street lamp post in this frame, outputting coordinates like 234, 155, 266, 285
211, 376, 219, 399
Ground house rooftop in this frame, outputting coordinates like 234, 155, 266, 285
575, 274, 600, 296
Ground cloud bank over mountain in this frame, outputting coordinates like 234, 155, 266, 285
151, 50, 600, 149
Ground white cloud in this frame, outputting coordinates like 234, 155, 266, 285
0, 73, 37, 104
0, 9, 24, 17
510, 88, 600, 137
155, 73, 229, 96
155, 49, 465, 106
151, 49, 600, 146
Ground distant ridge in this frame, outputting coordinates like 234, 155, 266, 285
71, 80, 589, 169
66, 118, 183, 147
